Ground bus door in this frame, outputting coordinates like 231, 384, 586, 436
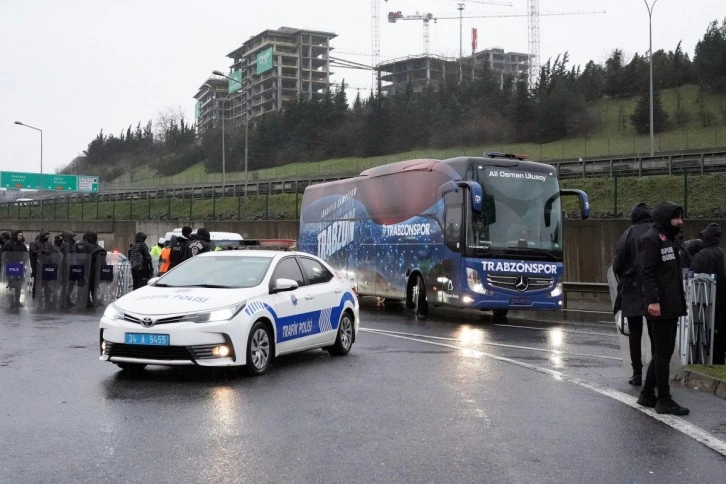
431, 190, 463, 306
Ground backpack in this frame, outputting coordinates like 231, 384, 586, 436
129, 243, 144, 271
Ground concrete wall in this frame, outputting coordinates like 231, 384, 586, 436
4, 218, 723, 283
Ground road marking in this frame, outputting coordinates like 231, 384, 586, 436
361, 328, 726, 457
364, 327, 622, 361
495, 323, 617, 337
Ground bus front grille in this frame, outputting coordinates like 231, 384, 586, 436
486, 274, 553, 292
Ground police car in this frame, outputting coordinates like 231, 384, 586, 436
99, 249, 359, 375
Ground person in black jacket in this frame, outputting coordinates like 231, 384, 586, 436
613, 202, 654, 386
3, 230, 28, 308
128, 232, 153, 289
169, 226, 193, 269
690, 223, 726, 364
75, 231, 107, 307
636, 201, 689, 415
29, 229, 52, 299
185, 227, 211, 259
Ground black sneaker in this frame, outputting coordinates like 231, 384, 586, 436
628, 374, 642, 386
655, 398, 690, 416
637, 391, 657, 408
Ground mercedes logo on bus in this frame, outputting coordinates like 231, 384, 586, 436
141, 317, 155, 328
514, 276, 529, 292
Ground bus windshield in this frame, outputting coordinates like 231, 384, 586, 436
467, 165, 562, 260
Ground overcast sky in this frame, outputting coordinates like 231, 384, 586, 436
1, 0, 723, 177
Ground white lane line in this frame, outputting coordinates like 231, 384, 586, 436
362, 328, 726, 457
363, 327, 622, 362
495, 323, 617, 337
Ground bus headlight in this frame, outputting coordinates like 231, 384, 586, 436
466, 268, 488, 295
550, 282, 563, 298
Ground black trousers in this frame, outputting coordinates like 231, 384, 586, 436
627, 316, 654, 374
643, 318, 678, 399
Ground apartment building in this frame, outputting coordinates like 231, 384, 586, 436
194, 78, 231, 133
379, 48, 530, 95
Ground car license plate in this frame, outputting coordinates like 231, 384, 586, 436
509, 297, 532, 306
125, 333, 170, 346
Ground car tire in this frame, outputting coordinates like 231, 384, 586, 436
116, 362, 147, 371
246, 321, 272, 376
327, 311, 354, 356
492, 309, 509, 318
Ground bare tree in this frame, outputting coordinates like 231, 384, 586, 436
154, 105, 187, 142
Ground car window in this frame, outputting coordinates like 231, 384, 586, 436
298, 257, 333, 285
157, 255, 272, 288
272, 257, 305, 287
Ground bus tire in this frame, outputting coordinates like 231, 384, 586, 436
492, 309, 509, 318
409, 274, 428, 317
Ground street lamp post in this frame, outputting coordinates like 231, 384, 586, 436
203, 83, 227, 193
13, 121, 43, 214
213, 70, 248, 198
644, 0, 658, 157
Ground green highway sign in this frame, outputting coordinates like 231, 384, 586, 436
43, 173, 77, 191
1, 171, 41, 189
0, 171, 99, 193
228, 70, 243, 94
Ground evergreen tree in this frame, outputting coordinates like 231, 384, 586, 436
630, 88, 669, 134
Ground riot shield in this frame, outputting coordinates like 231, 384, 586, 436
34, 251, 64, 312
1, 252, 32, 309
61, 253, 91, 310
94, 252, 123, 308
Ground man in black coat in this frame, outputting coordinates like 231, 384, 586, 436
613, 202, 654, 386
636, 201, 689, 415
3, 230, 28, 308
128, 232, 153, 289
690, 223, 726, 364
75, 231, 107, 307
169, 226, 193, 269
29, 229, 52, 299
185, 227, 211, 259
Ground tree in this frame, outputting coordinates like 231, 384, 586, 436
694, 19, 726, 92
630, 88, 669, 134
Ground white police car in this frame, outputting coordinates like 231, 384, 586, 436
99, 249, 359, 375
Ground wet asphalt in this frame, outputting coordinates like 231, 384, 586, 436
1, 300, 725, 483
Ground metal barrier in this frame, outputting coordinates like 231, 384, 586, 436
562, 282, 610, 309
679, 273, 717, 365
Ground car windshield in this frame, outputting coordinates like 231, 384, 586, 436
156, 255, 272, 288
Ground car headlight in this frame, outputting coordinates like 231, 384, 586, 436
103, 304, 124, 320
187, 303, 246, 323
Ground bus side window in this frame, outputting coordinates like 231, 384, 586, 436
444, 191, 462, 251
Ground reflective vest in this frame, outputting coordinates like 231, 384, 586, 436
158, 247, 172, 274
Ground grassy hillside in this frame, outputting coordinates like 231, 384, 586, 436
105, 84, 726, 189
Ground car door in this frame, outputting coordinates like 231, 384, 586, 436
296, 256, 341, 346
268, 256, 317, 353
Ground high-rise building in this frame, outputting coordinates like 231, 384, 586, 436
193, 78, 230, 133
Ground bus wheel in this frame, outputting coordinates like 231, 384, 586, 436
492, 309, 509, 318
411, 275, 428, 317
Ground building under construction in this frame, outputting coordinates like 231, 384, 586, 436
195, 26, 337, 132
379, 48, 530, 95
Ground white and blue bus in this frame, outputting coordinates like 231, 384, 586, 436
298, 154, 589, 317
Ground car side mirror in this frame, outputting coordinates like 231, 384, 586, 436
271, 278, 298, 293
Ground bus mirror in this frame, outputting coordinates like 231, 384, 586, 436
560, 189, 590, 220
438, 181, 460, 199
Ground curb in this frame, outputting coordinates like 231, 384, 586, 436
673, 369, 726, 400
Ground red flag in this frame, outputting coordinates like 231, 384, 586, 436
472, 28, 478, 54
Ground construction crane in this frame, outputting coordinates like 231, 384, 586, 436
388, 7, 605, 84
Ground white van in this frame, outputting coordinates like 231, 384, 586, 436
164, 228, 244, 250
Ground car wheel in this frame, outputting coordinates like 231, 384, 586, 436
411, 274, 428, 317
492, 309, 509, 318
116, 362, 147, 371
327, 311, 354, 356
246, 321, 272, 376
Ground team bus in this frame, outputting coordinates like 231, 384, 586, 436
298, 153, 589, 317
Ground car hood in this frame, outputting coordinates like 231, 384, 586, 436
114, 285, 264, 315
